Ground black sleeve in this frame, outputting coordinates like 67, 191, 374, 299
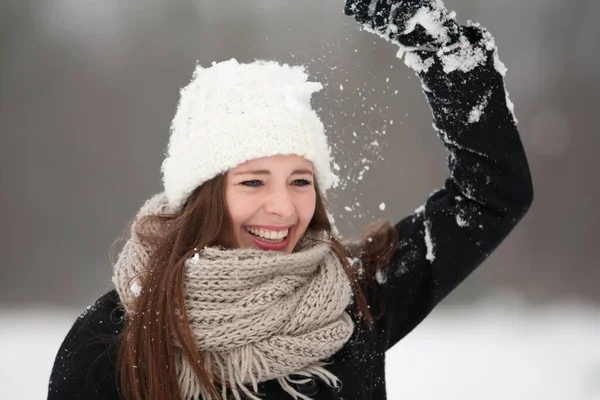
48, 290, 124, 400
380, 23, 534, 350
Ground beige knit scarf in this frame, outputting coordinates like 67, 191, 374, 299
112, 194, 355, 400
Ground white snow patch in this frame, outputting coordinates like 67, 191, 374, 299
326, 210, 340, 236
404, 52, 435, 73
368, 0, 379, 16
375, 269, 387, 284
347, 256, 363, 278
439, 38, 486, 73
456, 214, 468, 227
424, 219, 435, 262
396, 46, 408, 60
493, 50, 507, 76
402, 4, 451, 44
386, 297, 600, 399
468, 91, 492, 124
7, 297, 600, 399
493, 51, 518, 123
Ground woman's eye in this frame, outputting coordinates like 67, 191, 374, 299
292, 179, 312, 187
240, 180, 263, 187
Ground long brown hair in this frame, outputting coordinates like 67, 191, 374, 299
116, 174, 398, 400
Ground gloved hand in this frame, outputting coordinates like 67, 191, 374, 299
344, 0, 460, 49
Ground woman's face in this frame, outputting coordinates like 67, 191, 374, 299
225, 154, 316, 253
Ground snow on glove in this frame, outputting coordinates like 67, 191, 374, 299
344, 0, 460, 49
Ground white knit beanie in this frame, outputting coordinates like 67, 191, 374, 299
161, 58, 338, 210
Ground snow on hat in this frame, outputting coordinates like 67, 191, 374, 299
161, 58, 338, 210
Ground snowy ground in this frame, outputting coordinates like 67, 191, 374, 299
2, 295, 600, 400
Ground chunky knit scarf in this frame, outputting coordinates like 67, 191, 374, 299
113, 194, 355, 400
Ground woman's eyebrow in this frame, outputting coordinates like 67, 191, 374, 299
232, 170, 270, 176
291, 169, 314, 176
232, 169, 314, 176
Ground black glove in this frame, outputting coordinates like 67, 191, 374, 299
344, 0, 460, 49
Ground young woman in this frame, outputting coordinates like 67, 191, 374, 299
48, 0, 533, 399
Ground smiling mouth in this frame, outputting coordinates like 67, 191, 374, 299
246, 227, 289, 243
244, 226, 293, 250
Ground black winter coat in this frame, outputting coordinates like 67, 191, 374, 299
48, 25, 533, 400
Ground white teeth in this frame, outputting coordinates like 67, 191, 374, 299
247, 227, 289, 240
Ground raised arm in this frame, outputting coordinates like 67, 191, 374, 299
345, 0, 533, 349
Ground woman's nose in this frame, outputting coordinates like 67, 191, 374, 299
263, 189, 295, 218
